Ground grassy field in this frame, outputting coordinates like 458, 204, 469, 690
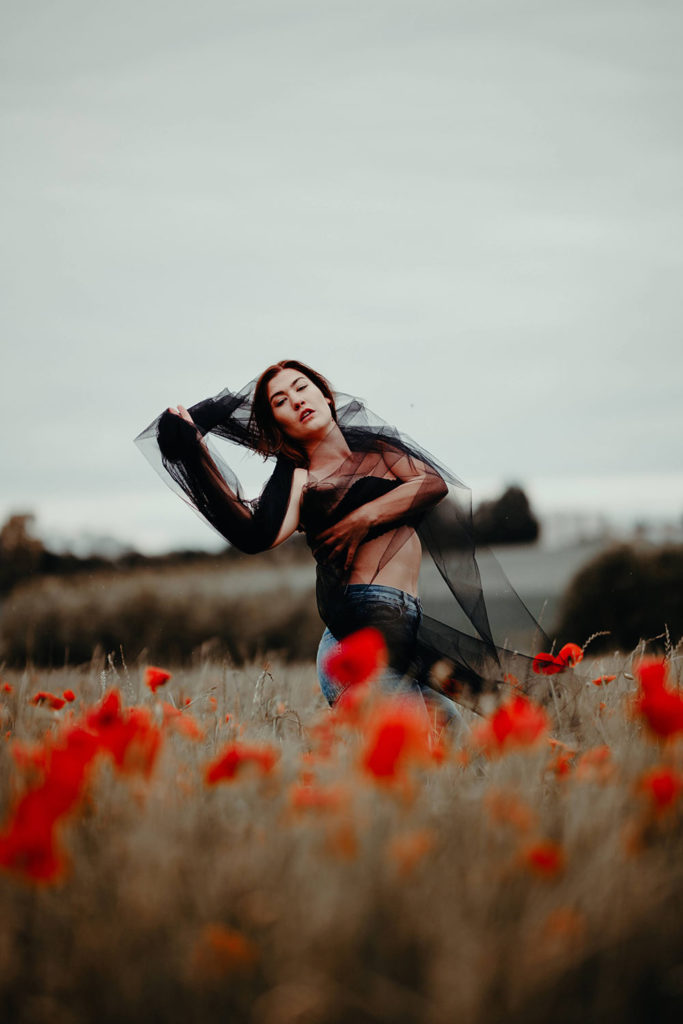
0, 541, 608, 668
0, 640, 682, 1024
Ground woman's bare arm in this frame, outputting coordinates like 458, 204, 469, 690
313, 451, 448, 569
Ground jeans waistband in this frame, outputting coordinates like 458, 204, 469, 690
342, 583, 422, 611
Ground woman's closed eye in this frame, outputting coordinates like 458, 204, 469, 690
275, 384, 307, 408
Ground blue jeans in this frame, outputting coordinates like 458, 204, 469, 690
316, 584, 464, 726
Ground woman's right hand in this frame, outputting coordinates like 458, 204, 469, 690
168, 404, 195, 426
161, 405, 206, 455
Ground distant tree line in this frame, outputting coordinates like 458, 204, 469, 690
0, 513, 312, 598
0, 489, 540, 598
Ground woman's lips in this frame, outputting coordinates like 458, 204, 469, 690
299, 409, 314, 422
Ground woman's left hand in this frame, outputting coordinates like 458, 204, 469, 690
313, 509, 371, 571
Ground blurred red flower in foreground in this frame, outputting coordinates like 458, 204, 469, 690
0, 725, 100, 882
484, 788, 537, 831
361, 699, 433, 781
144, 666, 172, 693
205, 742, 278, 784
0, 689, 163, 884
532, 643, 583, 676
86, 691, 162, 777
638, 766, 683, 813
522, 839, 565, 878
472, 694, 550, 756
192, 923, 260, 979
633, 659, 683, 739
162, 702, 205, 741
575, 745, 613, 783
288, 782, 349, 814
546, 738, 578, 779
31, 691, 66, 711
322, 628, 388, 687
387, 828, 437, 877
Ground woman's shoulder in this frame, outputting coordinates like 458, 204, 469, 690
291, 466, 308, 502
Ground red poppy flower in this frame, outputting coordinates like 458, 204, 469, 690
322, 628, 388, 687
162, 702, 205, 741
485, 788, 537, 831
591, 674, 616, 686
361, 699, 432, 780
0, 725, 101, 883
86, 689, 122, 728
86, 690, 162, 776
637, 659, 668, 692
387, 828, 437, 877
205, 742, 278, 784
288, 782, 348, 813
575, 744, 613, 782
331, 682, 372, 724
62, 690, 76, 702
0, 811, 64, 883
546, 738, 577, 777
192, 923, 260, 979
522, 839, 565, 878
144, 666, 172, 693
472, 694, 550, 755
2, 682, 12, 693
31, 691, 66, 711
503, 672, 522, 689
638, 766, 683, 812
532, 642, 583, 675
532, 652, 565, 676
557, 643, 583, 668
633, 659, 683, 739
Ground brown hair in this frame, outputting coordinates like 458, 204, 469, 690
250, 360, 337, 465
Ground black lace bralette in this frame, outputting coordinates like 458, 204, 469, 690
299, 475, 413, 547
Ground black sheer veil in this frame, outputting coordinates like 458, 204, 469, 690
134, 376, 551, 705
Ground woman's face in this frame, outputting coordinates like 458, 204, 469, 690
266, 368, 333, 442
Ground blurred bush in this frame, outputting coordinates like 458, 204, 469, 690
430, 485, 540, 548
554, 543, 683, 653
473, 485, 540, 545
0, 513, 45, 595
0, 564, 321, 668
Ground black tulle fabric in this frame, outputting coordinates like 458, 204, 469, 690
134, 379, 552, 705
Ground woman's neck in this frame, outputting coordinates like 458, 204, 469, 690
303, 421, 352, 472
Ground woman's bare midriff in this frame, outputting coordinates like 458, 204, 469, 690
347, 527, 422, 597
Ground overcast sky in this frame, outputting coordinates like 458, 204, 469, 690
2, 0, 682, 552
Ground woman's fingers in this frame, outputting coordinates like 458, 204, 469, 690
167, 405, 197, 427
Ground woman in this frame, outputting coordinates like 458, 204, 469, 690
135, 360, 549, 714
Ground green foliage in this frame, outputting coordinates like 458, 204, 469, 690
555, 543, 683, 653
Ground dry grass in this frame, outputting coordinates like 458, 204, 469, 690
0, 564, 320, 666
0, 649, 682, 1024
